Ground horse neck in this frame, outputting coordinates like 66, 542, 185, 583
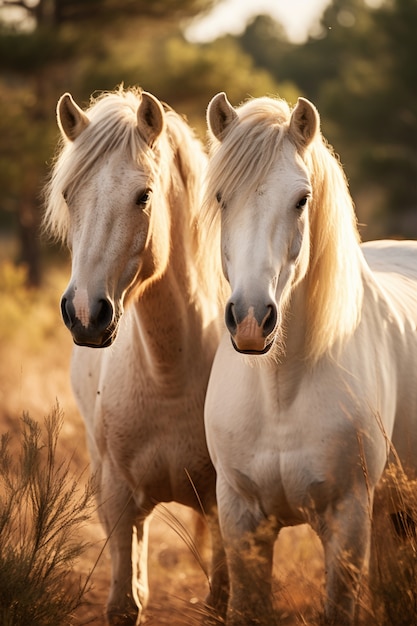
129, 179, 221, 383
130, 266, 220, 387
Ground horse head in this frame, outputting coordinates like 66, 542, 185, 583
52, 90, 169, 348
206, 92, 319, 355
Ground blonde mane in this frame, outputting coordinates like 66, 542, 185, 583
304, 134, 363, 362
205, 97, 290, 211
204, 96, 364, 363
43, 86, 224, 307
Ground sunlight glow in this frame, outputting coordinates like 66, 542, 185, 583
185, 0, 332, 43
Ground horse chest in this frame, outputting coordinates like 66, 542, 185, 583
226, 416, 348, 524
206, 351, 369, 524
99, 376, 212, 498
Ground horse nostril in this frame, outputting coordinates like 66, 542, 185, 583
60, 296, 74, 329
91, 298, 113, 330
263, 304, 278, 336
225, 301, 237, 333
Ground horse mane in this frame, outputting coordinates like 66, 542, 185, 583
162, 101, 226, 307
43, 86, 224, 307
304, 134, 363, 363
205, 97, 290, 211
204, 96, 364, 363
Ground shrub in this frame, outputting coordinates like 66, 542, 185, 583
0, 406, 95, 626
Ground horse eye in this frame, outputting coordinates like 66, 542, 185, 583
216, 191, 227, 210
136, 189, 152, 207
295, 196, 308, 210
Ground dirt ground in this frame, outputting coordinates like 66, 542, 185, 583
1, 286, 324, 626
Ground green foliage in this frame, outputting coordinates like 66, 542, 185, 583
238, 14, 293, 82
0, 0, 220, 27
79, 30, 294, 134
0, 28, 75, 72
317, 0, 417, 235
0, 407, 95, 626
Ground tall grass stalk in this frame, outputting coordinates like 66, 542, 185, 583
369, 463, 417, 626
0, 406, 95, 625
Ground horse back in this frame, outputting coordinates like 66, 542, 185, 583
362, 240, 417, 476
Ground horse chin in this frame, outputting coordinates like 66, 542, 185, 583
73, 335, 114, 349
72, 322, 119, 349
230, 336, 274, 356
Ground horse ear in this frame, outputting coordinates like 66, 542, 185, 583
289, 97, 320, 148
57, 93, 89, 141
207, 92, 238, 141
136, 91, 165, 146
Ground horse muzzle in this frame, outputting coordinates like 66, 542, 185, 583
225, 300, 277, 355
61, 289, 119, 348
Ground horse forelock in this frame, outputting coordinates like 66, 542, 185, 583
204, 95, 364, 364
201, 98, 290, 277
205, 98, 290, 214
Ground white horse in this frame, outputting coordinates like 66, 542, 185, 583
43, 87, 228, 625
203, 92, 417, 625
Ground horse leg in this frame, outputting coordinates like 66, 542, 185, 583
217, 479, 278, 626
203, 510, 229, 624
99, 459, 150, 626
318, 489, 373, 626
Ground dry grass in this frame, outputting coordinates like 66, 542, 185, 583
0, 408, 96, 625
368, 465, 417, 626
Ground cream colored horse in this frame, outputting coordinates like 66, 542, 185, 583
203, 92, 417, 625
44, 87, 228, 625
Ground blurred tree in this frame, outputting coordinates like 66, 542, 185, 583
0, 0, 219, 26
78, 28, 295, 135
238, 14, 293, 86
316, 0, 417, 236
365, 0, 417, 235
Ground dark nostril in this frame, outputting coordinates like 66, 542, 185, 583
225, 301, 237, 333
263, 304, 278, 336
60, 296, 74, 329
91, 298, 113, 330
